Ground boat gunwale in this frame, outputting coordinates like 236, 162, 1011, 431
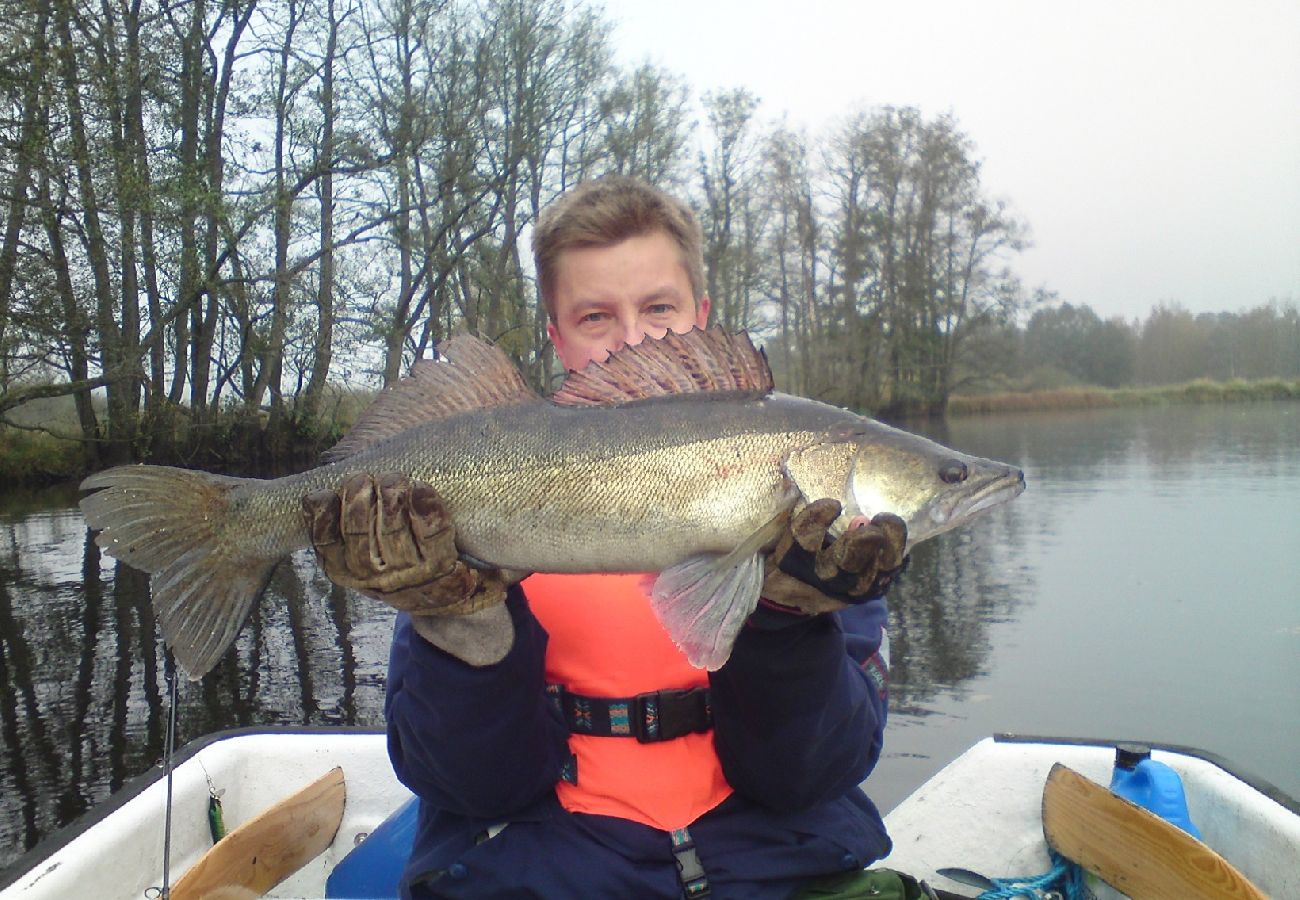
993, 732, 1300, 816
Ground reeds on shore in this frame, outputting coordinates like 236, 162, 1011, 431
948, 377, 1300, 415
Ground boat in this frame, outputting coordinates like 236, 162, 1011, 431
0, 727, 408, 900
879, 734, 1299, 898
1, 729, 1295, 899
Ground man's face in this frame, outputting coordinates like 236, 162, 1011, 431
546, 230, 711, 372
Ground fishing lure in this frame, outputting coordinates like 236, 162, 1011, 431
200, 762, 227, 843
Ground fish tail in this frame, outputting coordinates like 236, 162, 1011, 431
80, 465, 279, 679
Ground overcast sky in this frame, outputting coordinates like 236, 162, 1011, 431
599, 0, 1300, 322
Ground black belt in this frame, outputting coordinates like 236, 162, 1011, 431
546, 684, 713, 743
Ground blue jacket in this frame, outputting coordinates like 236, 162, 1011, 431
385, 586, 892, 899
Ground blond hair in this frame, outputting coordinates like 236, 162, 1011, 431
532, 175, 706, 319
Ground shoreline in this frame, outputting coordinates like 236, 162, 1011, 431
947, 377, 1300, 416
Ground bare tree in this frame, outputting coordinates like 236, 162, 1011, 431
0, 2, 51, 389
474, 0, 612, 375
297, 0, 354, 426
698, 88, 766, 334
821, 107, 1026, 414
598, 63, 690, 188
762, 126, 823, 396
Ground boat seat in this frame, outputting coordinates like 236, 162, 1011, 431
326, 796, 419, 898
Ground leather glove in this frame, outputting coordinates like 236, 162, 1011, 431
301, 473, 513, 666
760, 498, 908, 616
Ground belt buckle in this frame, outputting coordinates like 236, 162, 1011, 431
632, 691, 661, 743
633, 688, 709, 743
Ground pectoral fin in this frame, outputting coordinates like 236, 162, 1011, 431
649, 511, 790, 670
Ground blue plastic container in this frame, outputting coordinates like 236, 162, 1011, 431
1084, 744, 1203, 898
325, 796, 419, 899
1108, 743, 1201, 840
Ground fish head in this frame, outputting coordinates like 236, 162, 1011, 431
845, 425, 1026, 550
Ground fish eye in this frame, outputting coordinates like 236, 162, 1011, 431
939, 461, 969, 484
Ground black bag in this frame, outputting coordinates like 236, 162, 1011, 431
791, 866, 958, 900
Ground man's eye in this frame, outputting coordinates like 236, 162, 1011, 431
580, 311, 609, 324
646, 304, 675, 316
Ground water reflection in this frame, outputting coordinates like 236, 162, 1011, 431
0, 502, 393, 869
887, 415, 1039, 711
887, 508, 1035, 713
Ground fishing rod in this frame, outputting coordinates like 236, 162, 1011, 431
145, 660, 180, 900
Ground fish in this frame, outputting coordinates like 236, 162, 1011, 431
79, 327, 1025, 678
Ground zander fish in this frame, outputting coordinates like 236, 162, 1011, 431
80, 328, 1025, 678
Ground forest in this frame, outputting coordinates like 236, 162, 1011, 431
1, 0, 1296, 474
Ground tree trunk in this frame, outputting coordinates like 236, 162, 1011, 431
168, 0, 205, 409
248, 0, 303, 456
38, 171, 100, 466
54, 0, 134, 463
0, 3, 50, 386
192, 1, 254, 424
301, 0, 339, 426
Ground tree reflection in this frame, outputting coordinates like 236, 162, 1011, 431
880, 411, 1038, 716
0, 567, 42, 854
328, 580, 360, 725
886, 500, 1035, 715
0, 509, 392, 869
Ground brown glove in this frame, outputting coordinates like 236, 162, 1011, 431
302, 473, 512, 665
761, 498, 908, 615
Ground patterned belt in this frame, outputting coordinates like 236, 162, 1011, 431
545, 684, 713, 743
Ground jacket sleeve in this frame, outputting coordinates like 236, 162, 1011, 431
384, 586, 571, 819
707, 597, 889, 812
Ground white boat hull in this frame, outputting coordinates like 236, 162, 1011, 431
3, 730, 1296, 899
881, 734, 1300, 899
0, 728, 410, 900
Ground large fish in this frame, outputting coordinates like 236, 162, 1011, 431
80, 328, 1025, 678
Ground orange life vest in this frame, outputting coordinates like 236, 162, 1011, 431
522, 572, 734, 831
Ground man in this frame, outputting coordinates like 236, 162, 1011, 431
304, 176, 908, 898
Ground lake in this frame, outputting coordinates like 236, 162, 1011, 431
0, 400, 1297, 870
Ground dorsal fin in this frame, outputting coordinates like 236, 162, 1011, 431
550, 327, 773, 407
323, 335, 538, 462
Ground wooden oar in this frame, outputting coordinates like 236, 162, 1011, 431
171, 766, 347, 900
1042, 763, 1266, 900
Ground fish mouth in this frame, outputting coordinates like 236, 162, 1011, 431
914, 466, 1026, 546
954, 468, 1026, 519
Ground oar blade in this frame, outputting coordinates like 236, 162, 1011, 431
1042, 762, 1265, 900
171, 766, 347, 899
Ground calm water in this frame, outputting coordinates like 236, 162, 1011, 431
874, 400, 1300, 813
0, 401, 1297, 870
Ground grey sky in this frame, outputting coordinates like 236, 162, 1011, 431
600, 0, 1300, 322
